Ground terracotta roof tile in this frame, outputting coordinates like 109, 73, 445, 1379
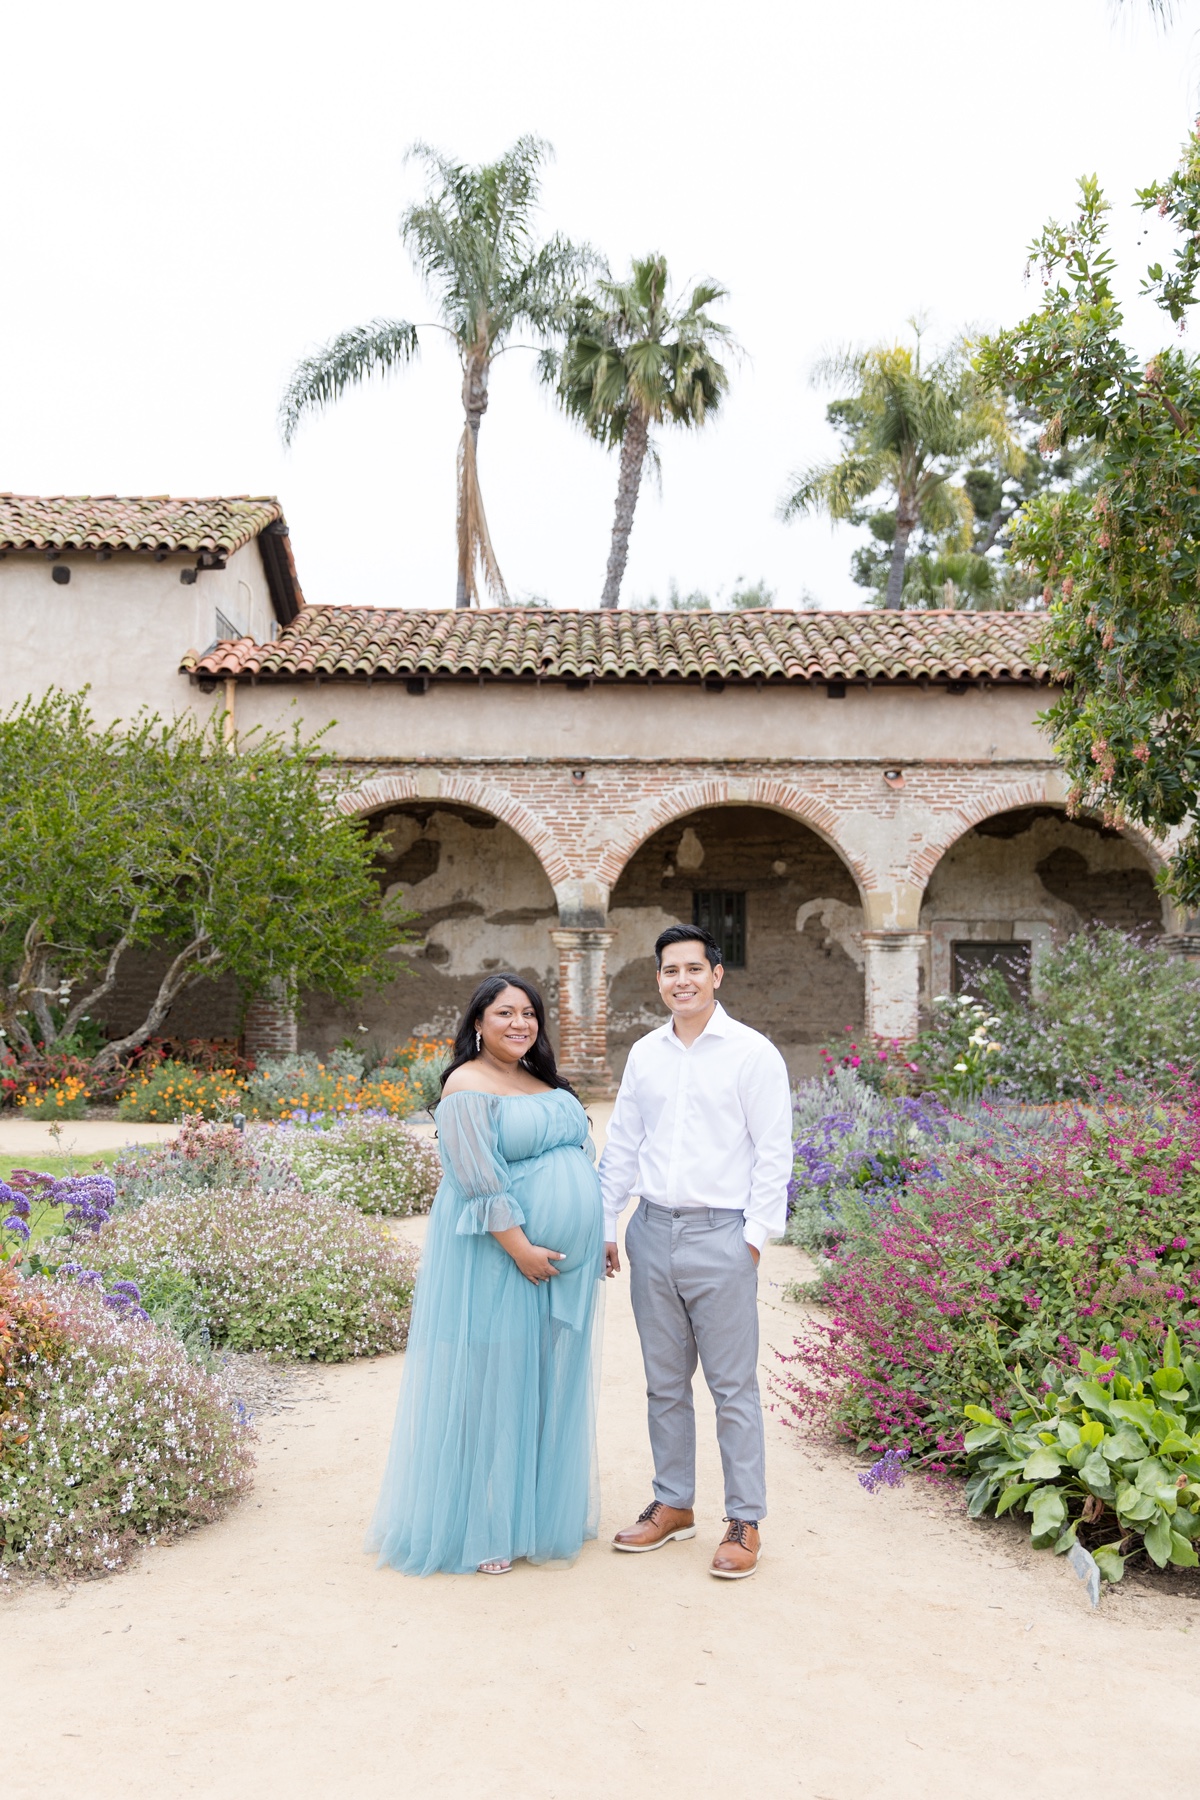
0, 494, 285, 556
185, 606, 1052, 685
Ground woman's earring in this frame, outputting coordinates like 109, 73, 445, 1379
475, 1029, 482, 1054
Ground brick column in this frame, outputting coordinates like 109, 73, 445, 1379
242, 977, 298, 1063
551, 928, 616, 1099
862, 931, 928, 1043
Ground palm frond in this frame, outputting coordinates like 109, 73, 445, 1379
279, 319, 419, 443
778, 455, 884, 523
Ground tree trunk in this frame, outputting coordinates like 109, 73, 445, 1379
601, 408, 649, 609
884, 507, 917, 610
456, 352, 504, 608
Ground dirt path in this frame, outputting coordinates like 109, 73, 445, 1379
5, 1218, 1198, 1799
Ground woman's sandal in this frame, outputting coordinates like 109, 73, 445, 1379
478, 1559, 513, 1575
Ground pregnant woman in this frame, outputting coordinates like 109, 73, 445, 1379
367, 974, 606, 1576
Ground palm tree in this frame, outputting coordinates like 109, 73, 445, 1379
546, 255, 734, 609
280, 136, 590, 608
779, 335, 1018, 610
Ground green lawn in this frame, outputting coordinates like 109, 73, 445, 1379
2, 1147, 122, 1185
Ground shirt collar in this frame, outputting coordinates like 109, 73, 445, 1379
660, 1001, 731, 1048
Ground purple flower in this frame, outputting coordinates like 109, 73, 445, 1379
0, 1187, 29, 1217
858, 1448, 909, 1493
3, 1215, 31, 1241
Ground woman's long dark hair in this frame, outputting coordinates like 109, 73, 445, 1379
439, 974, 578, 1098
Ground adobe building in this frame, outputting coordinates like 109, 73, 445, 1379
1, 493, 1187, 1095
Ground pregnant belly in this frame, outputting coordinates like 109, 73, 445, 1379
510, 1146, 602, 1275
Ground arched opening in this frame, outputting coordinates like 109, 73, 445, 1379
919, 804, 1167, 1000
299, 801, 560, 1055
606, 804, 865, 1080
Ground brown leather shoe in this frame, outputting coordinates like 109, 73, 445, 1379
709, 1519, 760, 1579
612, 1501, 697, 1553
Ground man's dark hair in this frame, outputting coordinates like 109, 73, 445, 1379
654, 923, 724, 970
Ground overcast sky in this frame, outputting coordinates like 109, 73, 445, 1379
2, 0, 1196, 615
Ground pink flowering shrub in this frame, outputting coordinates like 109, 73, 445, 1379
1, 1279, 252, 1577
775, 1091, 1200, 1467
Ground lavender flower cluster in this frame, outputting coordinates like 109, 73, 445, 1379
786, 1068, 958, 1249
858, 1449, 909, 1494
1, 1168, 116, 1244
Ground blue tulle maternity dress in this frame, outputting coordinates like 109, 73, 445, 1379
367, 1088, 605, 1575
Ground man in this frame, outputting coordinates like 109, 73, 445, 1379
598, 923, 793, 1580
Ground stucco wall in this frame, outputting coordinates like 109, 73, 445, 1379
0, 544, 275, 725
299, 803, 561, 1057
233, 676, 1052, 766
920, 805, 1164, 997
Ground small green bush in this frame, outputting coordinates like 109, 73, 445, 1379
95, 1185, 419, 1361
111, 1116, 285, 1212
965, 1333, 1200, 1582
912, 928, 1200, 1102
261, 1113, 441, 1216
0, 1278, 253, 1576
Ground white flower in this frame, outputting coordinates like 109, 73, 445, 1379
953, 1061, 968, 1073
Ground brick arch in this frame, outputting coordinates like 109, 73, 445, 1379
594, 776, 877, 899
333, 771, 573, 888
908, 775, 1168, 892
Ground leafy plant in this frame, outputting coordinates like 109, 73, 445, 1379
911, 929, 1200, 1102
111, 1116, 285, 1212
785, 1068, 958, 1250
978, 121, 1200, 905
95, 1185, 419, 1361
13, 1075, 90, 1119
118, 1062, 250, 1123
264, 1113, 441, 1217
0, 1273, 252, 1577
965, 1332, 1200, 1581
773, 1090, 1200, 1465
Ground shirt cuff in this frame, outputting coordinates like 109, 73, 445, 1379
603, 1208, 622, 1242
743, 1219, 770, 1253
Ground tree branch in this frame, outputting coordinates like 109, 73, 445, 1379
91, 935, 220, 1071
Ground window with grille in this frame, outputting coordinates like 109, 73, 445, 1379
692, 891, 746, 968
214, 608, 242, 642
951, 940, 1031, 1000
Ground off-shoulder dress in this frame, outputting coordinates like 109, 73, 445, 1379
366, 1087, 605, 1575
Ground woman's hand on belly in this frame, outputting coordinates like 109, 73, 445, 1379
491, 1225, 565, 1284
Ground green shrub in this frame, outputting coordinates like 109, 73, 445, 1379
261, 1113, 441, 1216
912, 928, 1200, 1102
965, 1333, 1200, 1582
1, 1276, 252, 1576
95, 1185, 419, 1361
111, 1116, 285, 1212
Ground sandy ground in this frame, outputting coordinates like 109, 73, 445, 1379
6, 1110, 1200, 1796
0, 1119, 179, 1155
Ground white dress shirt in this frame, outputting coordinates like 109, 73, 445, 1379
597, 1003, 794, 1252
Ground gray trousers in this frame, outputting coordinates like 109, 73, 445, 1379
625, 1199, 766, 1522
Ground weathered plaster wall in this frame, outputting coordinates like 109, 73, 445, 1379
234, 677, 1052, 766
607, 805, 864, 1080
0, 544, 274, 724
919, 805, 1164, 997
299, 803, 561, 1056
